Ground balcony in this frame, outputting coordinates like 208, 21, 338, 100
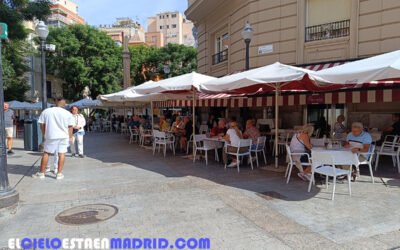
212, 49, 228, 65
305, 20, 350, 42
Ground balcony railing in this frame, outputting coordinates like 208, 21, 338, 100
305, 20, 350, 42
212, 49, 228, 65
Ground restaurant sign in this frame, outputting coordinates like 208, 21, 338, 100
307, 94, 325, 104
0, 23, 8, 40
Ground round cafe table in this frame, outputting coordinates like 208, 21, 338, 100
311, 147, 358, 166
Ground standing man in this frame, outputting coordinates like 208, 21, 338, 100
33, 98, 74, 180
4, 102, 15, 155
70, 106, 86, 158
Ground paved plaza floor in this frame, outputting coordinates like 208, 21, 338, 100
0, 133, 400, 249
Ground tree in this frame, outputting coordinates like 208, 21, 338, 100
0, 0, 51, 101
130, 43, 197, 85
46, 25, 123, 100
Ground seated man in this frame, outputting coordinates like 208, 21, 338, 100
223, 122, 244, 167
243, 119, 260, 149
210, 119, 227, 137
344, 122, 372, 181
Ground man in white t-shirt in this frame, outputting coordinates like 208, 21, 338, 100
33, 98, 74, 180
4, 102, 15, 154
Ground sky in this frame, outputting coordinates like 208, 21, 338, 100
74, 0, 189, 29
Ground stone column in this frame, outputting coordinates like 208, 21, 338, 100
122, 35, 131, 89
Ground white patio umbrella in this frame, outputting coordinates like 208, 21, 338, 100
313, 50, 400, 85
201, 62, 318, 168
133, 72, 217, 157
68, 98, 102, 109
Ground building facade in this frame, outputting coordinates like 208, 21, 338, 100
47, 0, 85, 27
147, 11, 195, 47
185, 0, 400, 132
186, 0, 400, 77
100, 18, 146, 47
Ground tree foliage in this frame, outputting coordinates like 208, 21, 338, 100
130, 43, 197, 85
46, 25, 123, 100
0, 0, 51, 101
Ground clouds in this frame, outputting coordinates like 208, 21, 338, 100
74, 0, 188, 27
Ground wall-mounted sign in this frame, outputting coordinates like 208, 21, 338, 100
258, 44, 273, 55
307, 94, 325, 104
0, 23, 8, 40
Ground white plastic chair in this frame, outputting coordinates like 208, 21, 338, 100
250, 136, 267, 167
272, 132, 290, 156
355, 144, 375, 183
193, 134, 219, 165
310, 138, 326, 147
139, 126, 152, 146
129, 127, 139, 144
308, 151, 352, 201
284, 144, 311, 184
153, 130, 175, 157
375, 135, 400, 173
186, 134, 194, 155
224, 139, 253, 173
120, 123, 128, 135
199, 125, 209, 134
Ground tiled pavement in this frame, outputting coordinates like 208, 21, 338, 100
0, 133, 399, 249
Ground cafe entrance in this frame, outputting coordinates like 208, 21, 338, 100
307, 104, 346, 137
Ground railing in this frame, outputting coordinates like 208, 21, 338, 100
305, 20, 350, 42
212, 49, 228, 65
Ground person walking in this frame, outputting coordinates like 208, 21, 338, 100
33, 98, 74, 180
70, 106, 86, 158
4, 102, 15, 155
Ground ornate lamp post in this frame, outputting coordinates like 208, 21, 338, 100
241, 21, 254, 70
35, 21, 49, 110
0, 22, 19, 210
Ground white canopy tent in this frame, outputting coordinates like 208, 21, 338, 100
133, 72, 217, 157
67, 98, 102, 109
201, 62, 320, 168
313, 50, 400, 85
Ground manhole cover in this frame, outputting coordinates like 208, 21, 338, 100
257, 191, 287, 200
55, 204, 118, 226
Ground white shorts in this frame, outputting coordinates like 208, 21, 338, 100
5, 127, 13, 138
44, 139, 69, 154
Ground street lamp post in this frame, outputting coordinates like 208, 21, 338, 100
0, 22, 19, 210
35, 21, 49, 110
241, 21, 254, 71
163, 64, 171, 78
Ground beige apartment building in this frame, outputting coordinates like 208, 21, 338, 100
186, 0, 400, 77
184, 0, 400, 132
100, 18, 146, 47
48, 0, 85, 27
147, 11, 195, 47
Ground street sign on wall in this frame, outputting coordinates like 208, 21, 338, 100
0, 23, 8, 40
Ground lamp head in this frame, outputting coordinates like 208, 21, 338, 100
241, 21, 253, 42
35, 21, 49, 40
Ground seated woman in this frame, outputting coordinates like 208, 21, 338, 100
210, 119, 227, 137
289, 125, 313, 181
172, 116, 184, 133
159, 115, 170, 132
243, 119, 260, 149
333, 115, 347, 140
223, 122, 245, 167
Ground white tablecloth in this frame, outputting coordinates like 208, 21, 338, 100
311, 147, 358, 166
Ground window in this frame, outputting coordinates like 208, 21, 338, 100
159, 16, 162, 19
171, 33, 177, 38
171, 14, 177, 18
166, 25, 169, 29
152, 36, 157, 43
172, 24, 177, 29
213, 32, 229, 65
160, 26, 163, 29
305, 0, 351, 42
166, 14, 169, 18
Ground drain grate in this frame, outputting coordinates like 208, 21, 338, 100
55, 204, 118, 226
257, 191, 287, 200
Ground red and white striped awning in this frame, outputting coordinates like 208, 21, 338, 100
154, 88, 400, 108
